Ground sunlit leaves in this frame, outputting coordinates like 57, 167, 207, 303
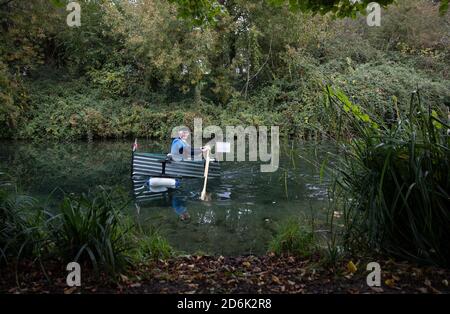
168, 0, 225, 26
328, 87, 379, 130
170, 0, 449, 26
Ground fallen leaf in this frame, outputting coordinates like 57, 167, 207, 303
392, 275, 400, 281
417, 287, 428, 293
120, 274, 129, 283
64, 287, 77, 294
347, 261, 357, 273
370, 287, 384, 293
272, 275, 281, 284
385, 279, 396, 288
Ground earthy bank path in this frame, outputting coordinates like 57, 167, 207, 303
1, 255, 449, 294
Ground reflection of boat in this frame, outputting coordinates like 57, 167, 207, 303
131, 140, 220, 202
132, 176, 169, 202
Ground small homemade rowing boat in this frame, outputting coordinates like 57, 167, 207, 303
132, 152, 220, 179
131, 140, 220, 202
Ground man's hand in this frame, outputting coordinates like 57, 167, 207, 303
201, 145, 211, 152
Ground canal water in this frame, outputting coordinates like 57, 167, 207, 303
0, 140, 334, 255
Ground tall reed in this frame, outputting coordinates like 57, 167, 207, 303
327, 86, 450, 266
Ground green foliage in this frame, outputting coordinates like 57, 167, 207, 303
0, 0, 448, 142
0, 62, 28, 133
328, 88, 450, 266
0, 172, 48, 265
171, 0, 398, 24
327, 61, 450, 133
87, 65, 130, 97
269, 219, 315, 257
133, 226, 173, 261
168, 0, 225, 26
49, 187, 133, 275
0, 63, 18, 129
0, 176, 175, 279
13, 76, 191, 140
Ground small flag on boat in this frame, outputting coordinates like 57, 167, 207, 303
215, 142, 231, 153
132, 139, 138, 152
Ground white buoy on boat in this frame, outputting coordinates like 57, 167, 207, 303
148, 177, 180, 188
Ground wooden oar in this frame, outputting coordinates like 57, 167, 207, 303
200, 147, 211, 201
200, 142, 229, 201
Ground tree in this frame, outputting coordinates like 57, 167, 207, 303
169, 0, 449, 26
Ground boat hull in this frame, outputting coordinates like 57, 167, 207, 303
131, 152, 221, 202
132, 152, 220, 179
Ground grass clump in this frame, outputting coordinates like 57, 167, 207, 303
269, 219, 315, 257
49, 187, 133, 276
133, 226, 173, 261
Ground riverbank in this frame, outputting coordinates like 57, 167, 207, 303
2, 1, 449, 143
2, 254, 449, 294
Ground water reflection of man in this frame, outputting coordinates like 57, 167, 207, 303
172, 195, 190, 220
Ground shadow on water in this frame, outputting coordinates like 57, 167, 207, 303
0, 139, 335, 255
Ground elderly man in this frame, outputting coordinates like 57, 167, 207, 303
170, 128, 209, 161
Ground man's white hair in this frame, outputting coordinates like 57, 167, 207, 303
171, 125, 190, 138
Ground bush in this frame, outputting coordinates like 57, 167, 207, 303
15, 77, 195, 140
331, 61, 450, 118
87, 64, 136, 97
0, 61, 28, 136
